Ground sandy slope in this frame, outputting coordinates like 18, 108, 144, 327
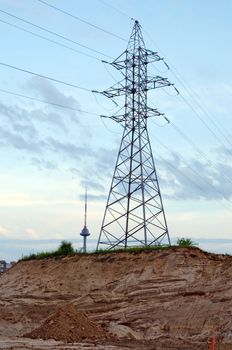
1, 247, 232, 349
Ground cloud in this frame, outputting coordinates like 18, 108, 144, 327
0, 126, 46, 153
2, 95, 231, 203
0, 79, 102, 181
47, 137, 95, 160
79, 179, 105, 192
0, 226, 9, 237
30, 157, 57, 171
27, 77, 81, 112
79, 193, 107, 202
67, 144, 232, 203
29, 108, 69, 130
0, 101, 36, 135
157, 149, 232, 201
0, 77, 84, 139
69, 147, 117, 196
3, 78, 231, 204
26, 228, 40, 239
0, 195, 81, 207
0, 95, 94, 169
26, 77, 84, 128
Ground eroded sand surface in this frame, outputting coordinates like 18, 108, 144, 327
1, 247, 232, 349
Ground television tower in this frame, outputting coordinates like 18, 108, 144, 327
96, 20, 174, 250
80, 189, 90, 253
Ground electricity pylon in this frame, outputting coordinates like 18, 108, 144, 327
96, 20, 174, 250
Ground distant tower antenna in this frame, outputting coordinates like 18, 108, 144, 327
80, 188, 90, 253
84, 188, 87, 227
96, 20, 176, 250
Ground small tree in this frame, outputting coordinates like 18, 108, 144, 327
57, 240, 74, 255
176, 237, 197, 247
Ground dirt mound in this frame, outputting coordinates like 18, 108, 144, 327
24, 304, 110, 342
2, 247, 232, 348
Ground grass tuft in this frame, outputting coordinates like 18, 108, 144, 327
20, 238, 199, 261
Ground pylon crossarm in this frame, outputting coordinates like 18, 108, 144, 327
146, 76, 173, 90
101, 83, 126, 98
110, 115, 126, 123
144, 49, 164, 63
146, 107, 164, 117
111, 50, 127, 71
110, 51, 163, 74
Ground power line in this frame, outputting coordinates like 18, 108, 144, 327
0, 88, 99, 116
169, 121, 232, 187
171, 71, 232, 149
92, 0, 232, 152
96, 0, 133, 20
149, 108, 232, 188
153, 134, 232, 207
0, 18, 103, 62
148, 91, 232, 189
0, 62, 92, 92
149, 129, 232, 212
91, 0, 232, 150
100, 116, 121, 134
0, 9, 113, 60
178, 92, 230, 151
157, 153, 232, 213
143, 30, 232, 152
37, 0, 127, 42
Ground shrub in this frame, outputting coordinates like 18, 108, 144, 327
176, 237, 197, 247
57, 240, 75, 255
21, 240, 75, 261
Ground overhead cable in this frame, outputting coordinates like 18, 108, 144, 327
92, 0, 231, 152
153, 135, 232, 207
178, 92, 229, 151
0, 18, 103, 61
149, 108, 232, 188
37, 0, 127, 42
148, 94, 232, 188
0, 62, 92, 92
0, 88, 99, 116
143, 29, 232, 152
92, 1, 232, 151
157, 154, 232, 213
170, 121, 232, 187
0, 9, 113, 60
171, 71, 232, 149
96, 0, 133, 20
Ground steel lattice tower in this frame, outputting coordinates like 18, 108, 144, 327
97, 20, 173, 250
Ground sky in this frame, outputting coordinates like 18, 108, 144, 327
0, 0, 232, 260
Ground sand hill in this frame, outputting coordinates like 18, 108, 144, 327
0, 247, 232, 349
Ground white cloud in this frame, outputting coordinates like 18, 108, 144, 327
157, 149, 232, 201
168, 209, 232, 239
0, 225, 9, 237
25, 228, 40, 239
27, 77, 81, 113
0, 196, 80, 207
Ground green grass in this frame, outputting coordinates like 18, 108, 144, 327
20, 239, 198, 261
21, 250, 78, 261
21, 240, 79, 261
94, 244, 173, 254
20, 245, 168, 261
176, 237, 197, 247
